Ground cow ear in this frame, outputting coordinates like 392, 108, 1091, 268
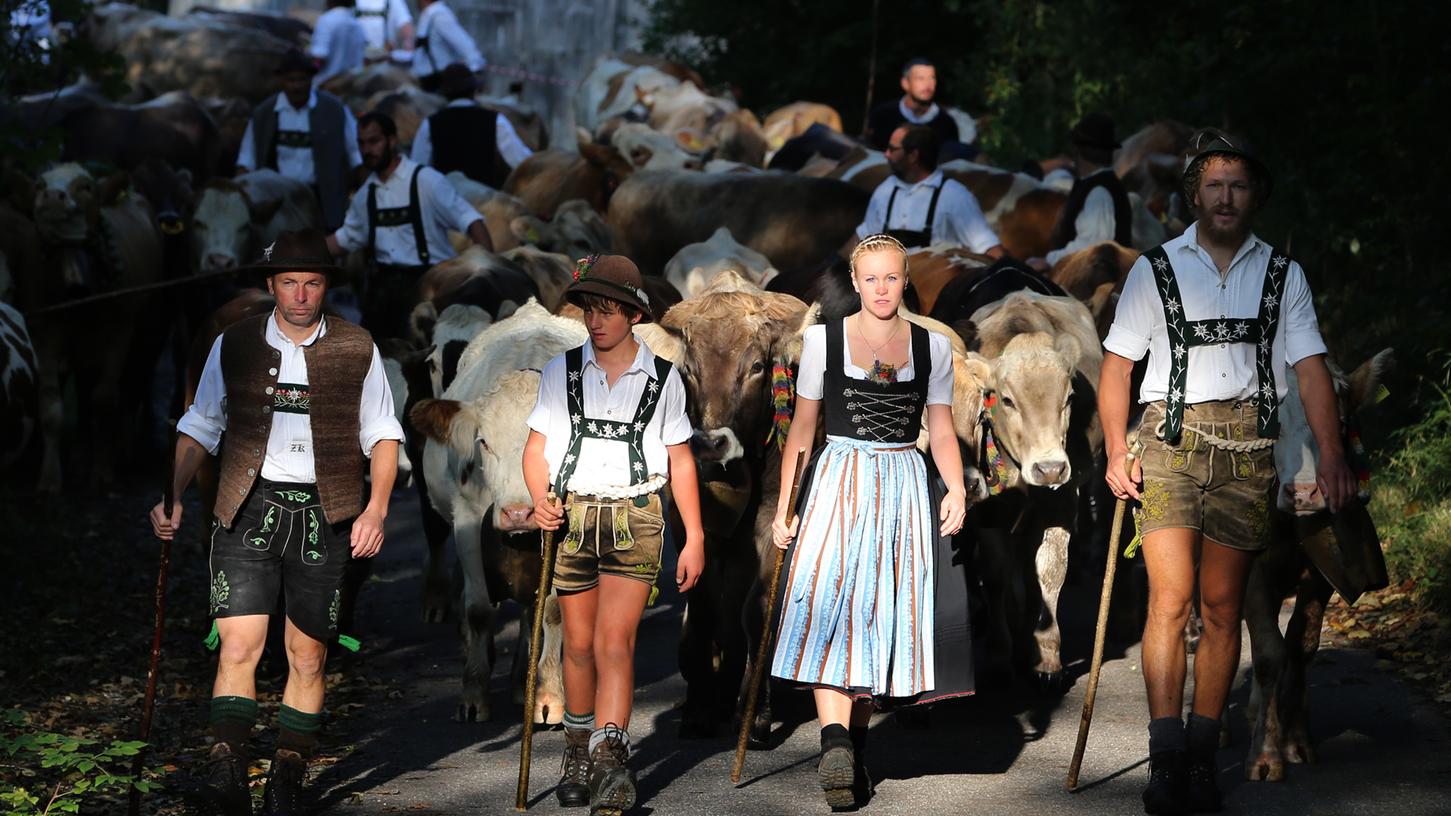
633, 322, 684, 365
579, 141, 614, 168
675, 128, 709, 154
97, 171, 131, 207
1054, 332, 1082, 368
959, 350, 992, 387
510, 214, 547, 246
409, 397, 461, 442
950, 319, 978, 350
410, 301, 438, 343
249, 194, 285, 225
5, 169, 35, 215
1345, 348, 1395, 414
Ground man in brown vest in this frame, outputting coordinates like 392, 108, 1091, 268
149, 229, 403, 816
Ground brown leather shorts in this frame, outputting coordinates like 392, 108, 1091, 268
1133, 400, 1275, 551
552, 492, 666, 592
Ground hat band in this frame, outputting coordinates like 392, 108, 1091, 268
579, 276, 647, 304
262, 256, 334, 268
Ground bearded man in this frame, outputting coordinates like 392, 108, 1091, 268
325, 111, 490, 338
1098, 130, 1355, 815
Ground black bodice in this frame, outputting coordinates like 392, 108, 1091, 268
822, 318, 932, 443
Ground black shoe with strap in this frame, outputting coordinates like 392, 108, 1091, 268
587, 725, 635, 816
818, 725, 855, 811
1186, 751, 1223, 813
185, 742, 252, 816
556, 728, 591, 808
262, 749, 307, 816
1142, 749, 1188, 816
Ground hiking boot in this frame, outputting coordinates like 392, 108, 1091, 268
185, 742, 251, 816
852, 761, 875, 808
1142, 750, 1187, 816
817, 742, 855, 811
261, 749, 307, 816
1186, 751, 1223, 813
586, 725, 635, 816
556, 729, 591, 808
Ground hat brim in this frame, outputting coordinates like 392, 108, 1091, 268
565, 279, 654, 323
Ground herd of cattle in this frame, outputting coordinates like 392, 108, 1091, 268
0, 2, 1394, 785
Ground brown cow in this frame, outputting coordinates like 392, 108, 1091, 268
16, 163, 163, 491
608, 169, 871, 277
504, 144, 635, 217
1242, 351, 1394, 781
1048, 241, 1140, 300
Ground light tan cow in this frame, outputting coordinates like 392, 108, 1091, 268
762, 102, 844, 152
664, 226, 780, 297
966, 290, 1102, 684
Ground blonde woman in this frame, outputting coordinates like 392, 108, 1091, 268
770, 234, 972, 811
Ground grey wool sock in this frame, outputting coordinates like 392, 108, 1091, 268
1185, 714, 1220, 756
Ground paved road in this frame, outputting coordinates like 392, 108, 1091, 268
313, 490, 1451, 815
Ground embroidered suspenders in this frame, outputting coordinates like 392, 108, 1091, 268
366, 165, 430, 265
883, 182, 945, 248
266, 111, 313, 170
1144, 244, 1289, 444
552, 347, 675, 496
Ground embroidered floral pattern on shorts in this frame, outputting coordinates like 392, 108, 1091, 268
210, 570, 230, 614
1249, 493, 1269, 545
1141, 479, 1170, 523
275, 489, 312, 503
304, 509, 324, 563
328, 590, 340, 631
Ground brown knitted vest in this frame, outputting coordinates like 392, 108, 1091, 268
214, 314, 374, 528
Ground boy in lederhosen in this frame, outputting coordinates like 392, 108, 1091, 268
522, 255, 705, 815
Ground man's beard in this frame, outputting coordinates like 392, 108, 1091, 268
888, 155, 909, 179
1196, 204, 1253, 246
365, 147, 395, 173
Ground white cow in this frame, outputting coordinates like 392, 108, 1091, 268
412, 301, 586, 722
191, 169, 321, 273
664, 226, 780, 297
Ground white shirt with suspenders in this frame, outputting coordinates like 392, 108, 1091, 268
332, 155, 482, 267
856, 170, 1000, 252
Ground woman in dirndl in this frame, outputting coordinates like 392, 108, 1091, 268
770, 234, 972, 811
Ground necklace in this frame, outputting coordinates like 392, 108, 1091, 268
856, 314, 903, 384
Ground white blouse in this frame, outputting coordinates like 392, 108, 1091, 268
796, 320, 954, 406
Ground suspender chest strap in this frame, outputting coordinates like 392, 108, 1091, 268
366, 165, 430, 266
1145, 244, 1289, 444
552, 347, 675, 496
882, 181, 945, 248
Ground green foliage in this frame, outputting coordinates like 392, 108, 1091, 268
0, 710, 162, 816
1375, 354, 1451, 612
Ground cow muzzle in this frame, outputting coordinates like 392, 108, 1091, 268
1022, 452, 1072, 488
689, 428, 744, 464
497, 503, 536, 532
1280, 481, 1326, 516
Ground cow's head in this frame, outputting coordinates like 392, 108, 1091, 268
509, 199, 612, 260
427, 303, 491, 397
32, 163, 99, 245
646, 276, 809, 466
190, 178, 271, 273
577, 140, 636, 204
985, 331, 1079, 488
1274, 349, 1394, 515
610, 123, 702, 171
130, 158, 194, 240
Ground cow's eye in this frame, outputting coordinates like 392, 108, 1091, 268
1001, 396, 1016, 410
749, 361, 765, 375
477, 437, 492, 454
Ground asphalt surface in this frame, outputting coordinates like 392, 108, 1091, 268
312, 489, 1451, 815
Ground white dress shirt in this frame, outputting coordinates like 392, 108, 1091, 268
410, 99, 534, 170
899, 99, 942, 125
310, 7, 366, 87
1104, 222, 1328, 405
177, 313, 405, 484
353, 0, 412, 51
526, 341, 692, 497
796, 322, 955, 419
1045, 168, 1119, 265
235, 91, 364, 181
412, 1, 484, 77
856, 170, 1001, 253
333, 155, 483, 266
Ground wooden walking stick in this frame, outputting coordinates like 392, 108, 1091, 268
130, 430, 177, 816
731, 447, 809, 784
517, 492, 559, 811
1067, 448, 1138, 791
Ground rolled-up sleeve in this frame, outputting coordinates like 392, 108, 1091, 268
1281, 261, 1328, 365
358, 346, 406, 455
333, 186, 369, 253
1103, 256, 1158, 361
495, 114, 533, 169
943, 183, 1001, 254
428, 170, 483, 233
855, 185, 889, 239
177, 336, 228, 454
410, 117, 433, 165
657, 368, 693, 445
